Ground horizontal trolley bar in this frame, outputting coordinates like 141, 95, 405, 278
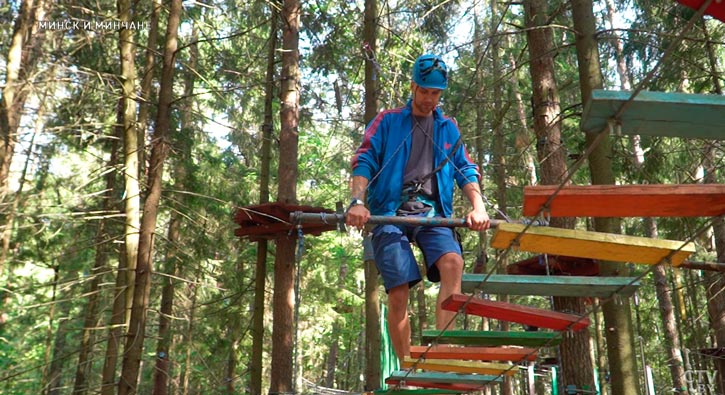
289, 211, 547, 229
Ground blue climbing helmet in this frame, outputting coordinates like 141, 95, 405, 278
412, 53, 448, 90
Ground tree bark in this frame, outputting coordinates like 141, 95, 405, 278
363, 0, 381, 387
135, 0, 162, 181
250, 3, 278, 393
152, 21, 198, 395
269, 0, 300, 392
525, 1, 596, 393
102, 0, 141, 391
570, 1, 641, 394
118, 0, 181, 392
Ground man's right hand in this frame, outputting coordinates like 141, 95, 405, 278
346, 204, 370, 230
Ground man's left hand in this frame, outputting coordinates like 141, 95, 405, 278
465, 209, 490, 231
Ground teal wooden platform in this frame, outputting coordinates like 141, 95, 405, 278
422, 329, 561, 347
462, 274, 640, 297
581, 90, 725, 139
386, 370, 502, 385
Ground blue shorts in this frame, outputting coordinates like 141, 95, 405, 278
370, 216, 462, 292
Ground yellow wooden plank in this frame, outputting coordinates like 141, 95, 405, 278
402, 357, 518, 376
491, 223, 695, 266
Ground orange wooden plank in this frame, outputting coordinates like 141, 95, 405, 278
523, 184, 725, 217
409, 345, 537, 362
442, 294, 590, 332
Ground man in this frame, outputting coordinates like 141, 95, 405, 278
347, 53, 490, 363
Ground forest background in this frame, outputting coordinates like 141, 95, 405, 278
0, 0, 723, 394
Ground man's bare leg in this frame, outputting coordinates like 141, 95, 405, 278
435, 252, 463, 330
387, 283, 411, 363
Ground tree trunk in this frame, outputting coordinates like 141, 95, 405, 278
525, 1, 596, 393
250, 3, 278, 393
73, 136, 118, 395
363, 0, 381, 387
102, 0, 141, 391
0, 0, 46, 202
0, 0, 47, 278
570, 1, 641, 394
647, 218, 689, 394
364, 239, 381, 390
269, 0, 300, 392
118, 0, 181, 392
118, 0, 140, 328
179, 280, 199, 395
703, 143, 725, 394
489, 2, 513, 394
152, 20, 198, 395
135, 0, 162, 180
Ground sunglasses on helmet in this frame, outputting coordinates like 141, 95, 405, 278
418, 58, 447, 80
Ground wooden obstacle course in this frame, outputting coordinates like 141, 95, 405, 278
580, 89, 725, 139
409, 345, 538, 362
422, 329, 561, 347
402, 356, 518, 376
523, 184, 725, 218
491, 223, 695, 266
442, 294, 590, 332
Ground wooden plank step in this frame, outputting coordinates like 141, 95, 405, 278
409, 345, 538, 362
523, 184, 725, 218
383, 379, 477, 393
580, 89, 725, 140
442, 294, 590, 332
462, 273, 640, 297
491, 223, 695, 266
402, 356, 518, 376
386, 370, 502, 385
422, 329, 561, 347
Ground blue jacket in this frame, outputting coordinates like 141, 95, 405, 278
351, 100, 480, 217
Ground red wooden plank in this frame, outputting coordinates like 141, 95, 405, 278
677, 0, 725, 23
523, 184, 725, 217
385, 379, 482, 392
409, 345, 537, 362
442, 294, 590, 332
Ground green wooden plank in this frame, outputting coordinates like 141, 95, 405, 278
462, 274, 640, 298
581, 90, 725, 140
386, 370, 502, 385
422, 329, 561, 347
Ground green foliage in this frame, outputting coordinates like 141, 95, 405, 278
0, 0, 723, 394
